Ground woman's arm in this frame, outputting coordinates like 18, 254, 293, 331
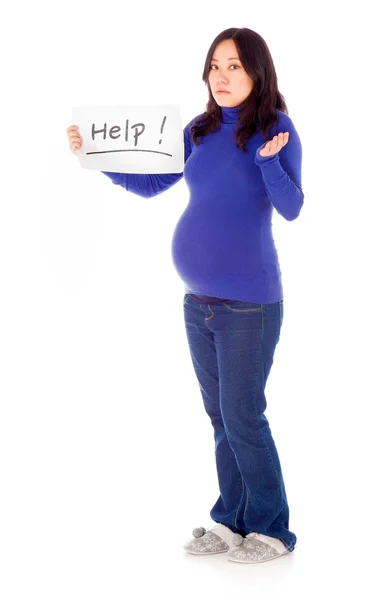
101, 117, 195, 198
254, 113, 304, 221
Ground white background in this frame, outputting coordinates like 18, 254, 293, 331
1, 1, 375, 598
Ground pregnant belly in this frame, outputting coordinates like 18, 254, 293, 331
171, 209, 263, 277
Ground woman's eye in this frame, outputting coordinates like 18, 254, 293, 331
210, 64, 239, 70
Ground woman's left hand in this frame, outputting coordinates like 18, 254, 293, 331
259, 132, 289, 157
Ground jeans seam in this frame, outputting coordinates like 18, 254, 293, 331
244, 486, 249, 524
234, 477, 244, 531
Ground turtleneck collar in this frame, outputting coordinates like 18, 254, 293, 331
220, 104, 242, 124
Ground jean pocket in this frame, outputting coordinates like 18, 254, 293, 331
222, 300, 263, 313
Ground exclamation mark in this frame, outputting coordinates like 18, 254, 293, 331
159, 116, 167, 144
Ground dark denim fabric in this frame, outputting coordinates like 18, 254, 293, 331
183, 293, 296, 552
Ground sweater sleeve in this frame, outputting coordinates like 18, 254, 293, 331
100, 118, 194, 198
254, 113, 304, 221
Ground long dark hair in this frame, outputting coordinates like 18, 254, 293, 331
190, 27, 288, 153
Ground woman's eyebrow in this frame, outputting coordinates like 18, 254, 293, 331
211, 57, 240, 61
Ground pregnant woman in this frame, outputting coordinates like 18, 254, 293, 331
67, 26, 304, 565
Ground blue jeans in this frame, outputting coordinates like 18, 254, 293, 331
183, 293, 296, 552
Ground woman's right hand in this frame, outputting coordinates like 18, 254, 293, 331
67, 125, 82, 154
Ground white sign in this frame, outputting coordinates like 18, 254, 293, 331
72, 104, 184, 174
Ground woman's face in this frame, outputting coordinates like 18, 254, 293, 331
208, 39, 253, 108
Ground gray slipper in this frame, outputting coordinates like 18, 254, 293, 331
227, 532, 290, 563
183, 524, 235, 555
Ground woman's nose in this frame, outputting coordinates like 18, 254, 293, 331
217, 73, 227, 84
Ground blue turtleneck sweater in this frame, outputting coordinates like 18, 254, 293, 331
101, 105, 304, 303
